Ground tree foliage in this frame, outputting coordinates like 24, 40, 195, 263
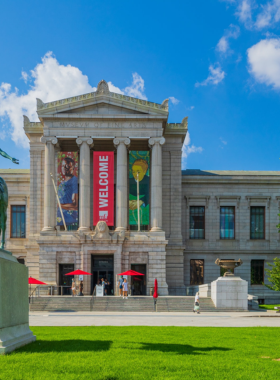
265, 257, 280, 292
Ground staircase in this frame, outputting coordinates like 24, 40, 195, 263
29, 296, 232, 312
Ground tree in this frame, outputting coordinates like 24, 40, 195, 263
265, 257, 280, 292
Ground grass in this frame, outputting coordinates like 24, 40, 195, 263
259, 304, 280, 310
0, 327, 280, 380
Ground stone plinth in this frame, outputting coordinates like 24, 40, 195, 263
211, 276, 248, 310
0, 250, 36, 354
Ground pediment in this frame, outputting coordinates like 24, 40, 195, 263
36, 80, 169, 119
60, 102, 147, 115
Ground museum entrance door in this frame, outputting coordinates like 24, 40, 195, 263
131, 264, 146, 295
91, 255, 114, 295
59, 264, 74, 295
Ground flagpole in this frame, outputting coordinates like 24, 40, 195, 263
137, 172, 140, 232
50, 173, 67, 231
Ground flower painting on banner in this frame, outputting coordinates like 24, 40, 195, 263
129, 151, 150, 228
57, 152, 79, 229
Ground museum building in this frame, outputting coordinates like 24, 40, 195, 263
2, 79, 280, 303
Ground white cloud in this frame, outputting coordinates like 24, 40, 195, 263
169, 96, 179, 105
123, 72, 147, 100
247, 38, 280, 89
0, 52, 147, 148
255, 0, 280, 29
189, 106, 195, 110
236, 0, 253, 25
216, 24, 240, 55
182, 132, 203, 166
195, 64, 225, 87
21, 71, 29, 83
220, 137, 227, 145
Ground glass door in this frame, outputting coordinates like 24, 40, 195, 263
59, 264, 74, 295
131, 264, 146, 295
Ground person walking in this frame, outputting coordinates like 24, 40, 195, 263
123, 278, 128, 299
71, 279, 76, 297
119, 275, 124, 297
193, 292, 200, 314
79, 280, 83, 296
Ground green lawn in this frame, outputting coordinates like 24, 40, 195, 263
259, 304, 280, 310
0, 327, 280, 380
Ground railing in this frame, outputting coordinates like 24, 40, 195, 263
29, 285, 72, 299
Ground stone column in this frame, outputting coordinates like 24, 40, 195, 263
113, 138, 130, 231
148, 137, 165, 232
76, 137, 93, 231
40, 137, 57, 231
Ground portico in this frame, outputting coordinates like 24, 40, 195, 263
22, 80, 187, 296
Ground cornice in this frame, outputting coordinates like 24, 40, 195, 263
23, 115, 43, 139
184, 195, 210, 208
216, 195, 241, 208
36, 80, 169, 114
182, 176, 280, 185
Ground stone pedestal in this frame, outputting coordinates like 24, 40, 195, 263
0, 250, 36, 354
211, 276, 248, 310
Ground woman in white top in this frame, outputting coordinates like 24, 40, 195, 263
193, 292, 200, 313
71, 279, 76, 297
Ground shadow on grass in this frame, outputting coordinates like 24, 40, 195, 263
16, 340, 112, 353
139, 343, 232, 355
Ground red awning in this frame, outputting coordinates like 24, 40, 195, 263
118, 270, 144, 276
65, 269, 92, 276
28, 277, 47, 285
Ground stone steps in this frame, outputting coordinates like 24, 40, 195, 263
29, 296, 236, 312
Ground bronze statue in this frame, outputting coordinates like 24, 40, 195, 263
0, 149, 19, 249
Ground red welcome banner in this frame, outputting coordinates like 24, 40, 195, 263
93, 152, 114, 226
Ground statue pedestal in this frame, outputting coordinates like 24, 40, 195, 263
0, 249, 36, 354
211, 276, 248, 311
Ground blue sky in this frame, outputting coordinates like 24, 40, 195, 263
1, 0, 280, 170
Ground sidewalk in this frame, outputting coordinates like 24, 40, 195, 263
29, 311, 280, 327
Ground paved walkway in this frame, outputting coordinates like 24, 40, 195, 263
30, 311, 280, 327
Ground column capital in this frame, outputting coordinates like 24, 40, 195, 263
76, 137, 94, 147
40, 136, 58, 145
148, 137, 165, 148
113, 137, 130, 148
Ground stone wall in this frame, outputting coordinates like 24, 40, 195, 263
182, 171, 280, 302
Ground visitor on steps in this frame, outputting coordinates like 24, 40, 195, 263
71, 279, 76, 297
119, 275, 124, 296
123, 278, 128, 299
193, 292, 200, 314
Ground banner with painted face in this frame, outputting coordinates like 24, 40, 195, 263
129, 151, 150, 226
93, 152, 114, 226
57, 152, 79, 228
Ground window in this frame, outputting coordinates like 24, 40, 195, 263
17, 258, 25, 265
220, 206, 235, 239
251, 260, 264, 285
190, 206, 205, 239
11, 205, 26, 238
250, 207, 265, 239
190, 259, 204, 285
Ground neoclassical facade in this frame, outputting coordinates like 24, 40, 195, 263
2, 80, 280, 302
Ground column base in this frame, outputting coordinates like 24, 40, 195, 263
115, 227, 126, 232
150, 227, 163, 232
0, 323, 36, 354
42, 226, 55, 232
78, 227, 90, 232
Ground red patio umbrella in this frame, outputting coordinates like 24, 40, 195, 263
65, 269, 92, 296
153, 278, 158, 299
65, 269, 92, 276
28, 276, 47, 285
28, 277, 47, 297
118, 270, 144, 276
